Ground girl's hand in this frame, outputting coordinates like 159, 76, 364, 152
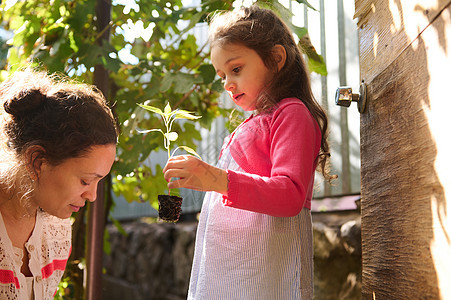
162, 155, 228, 195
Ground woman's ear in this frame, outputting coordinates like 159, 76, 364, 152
24, 145, 46, 181
272, 44, 287, 71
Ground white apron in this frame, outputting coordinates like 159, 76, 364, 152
188, 137, 314, 300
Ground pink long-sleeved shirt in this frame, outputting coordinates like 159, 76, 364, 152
221, 98, 321, 217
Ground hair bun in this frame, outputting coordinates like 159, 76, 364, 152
4, 89, 45, 116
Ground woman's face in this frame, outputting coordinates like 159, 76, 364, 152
211, 43, 273, 111
32, 144, 116, 219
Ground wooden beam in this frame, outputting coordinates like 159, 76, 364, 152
359, 2, 451, 298
86, 0, 111, 299
356, 0, 450, 84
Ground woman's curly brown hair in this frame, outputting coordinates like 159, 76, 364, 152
0, 68, 119, 206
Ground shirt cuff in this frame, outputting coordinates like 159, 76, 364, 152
222, 169, 234, 206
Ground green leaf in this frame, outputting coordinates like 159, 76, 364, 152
160, 73, 174, 92
137, 103, 163, 116
78, 44, 103, 69
144, 74, 161, 98
103, 229, 111, 255
174, 110, 202, 120
198, 64, 216, 84
172, 146, 202, 160
211, 78, 224, 92
291, 25, 308, 39
298, 34, 327, 76
185, 11, 204, 33
308, 55, 328, 76
173, 73, 196, 94
294, 0, 317, 11
104, 55, 122, 73
164, 102, 172, 114
111, 217, 128, 236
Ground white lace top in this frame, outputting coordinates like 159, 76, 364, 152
0, 209, 72, 300
12, 246, 34, 300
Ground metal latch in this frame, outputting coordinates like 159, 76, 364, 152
335, 82, 367, 113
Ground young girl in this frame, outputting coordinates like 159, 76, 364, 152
163, 5, 331, 299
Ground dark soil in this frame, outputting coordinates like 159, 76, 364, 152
158, 195, 183, 222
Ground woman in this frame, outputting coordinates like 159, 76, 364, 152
0, 68, 118, 299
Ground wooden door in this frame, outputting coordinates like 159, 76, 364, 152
355, 0, 451, 299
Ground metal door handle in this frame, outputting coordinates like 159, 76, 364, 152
335, 82, 367, 113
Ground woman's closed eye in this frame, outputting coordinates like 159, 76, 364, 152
81, 180, 89, 186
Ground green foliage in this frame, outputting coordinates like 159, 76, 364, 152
299, 34, 328, 76
0, 0, 326, 207
0, 34, 9, 69
54, 274, 76, 300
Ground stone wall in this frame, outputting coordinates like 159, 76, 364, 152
103, 212, 361, 300
313, 212, 362, 300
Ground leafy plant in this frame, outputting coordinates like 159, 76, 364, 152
137, 102, 202, 161
137, 102, 201, 222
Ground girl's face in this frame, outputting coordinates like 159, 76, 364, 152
211, 43, 273, 111
32, 144, 116, 219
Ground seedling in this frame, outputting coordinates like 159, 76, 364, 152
137, 102, 201, 222
137, 102, 201, 160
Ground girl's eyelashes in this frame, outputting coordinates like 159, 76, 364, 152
81, 179, 89, 186
218, 66, 241, 83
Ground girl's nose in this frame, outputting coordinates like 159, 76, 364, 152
224, 78, 235, 92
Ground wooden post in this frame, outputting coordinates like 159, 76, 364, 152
86, 0, 111, 299
356, 0, 451, 298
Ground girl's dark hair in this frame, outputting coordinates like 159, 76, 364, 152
1, 68, 118, 165
208, 5, 333, 181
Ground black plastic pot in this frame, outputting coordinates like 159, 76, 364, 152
158, 195, 183, 222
